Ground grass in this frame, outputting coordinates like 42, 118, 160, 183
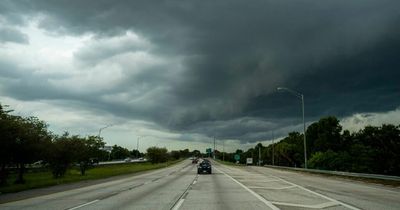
214, 159, 243, 166
0, 159, 183, 194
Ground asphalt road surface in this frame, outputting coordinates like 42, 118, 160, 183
1, 159, 399, 210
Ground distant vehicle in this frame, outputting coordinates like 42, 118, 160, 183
124, 158, 132, 162
192, 159, 198, 164
89, 158, 99, 165
31, 160, 46, 167
197, 161, 212, 174
32, 160, 44, 166
246, 158, 253, 165
139, 157, 144, 161
202, 159, 210, 163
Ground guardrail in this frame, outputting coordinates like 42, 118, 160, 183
263, 165, 400, 182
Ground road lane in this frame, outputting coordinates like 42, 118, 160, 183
178, 166, 275, 210
213, 161, 400, 210
1, 159, 400, 210
0, 160, 193, 210
83, 162, 197, 210
248, 165, 400, 210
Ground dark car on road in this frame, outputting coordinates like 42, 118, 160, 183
197, 160, 212, 174
192, 158, 198, 164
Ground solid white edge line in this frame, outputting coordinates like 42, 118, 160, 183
248, 185, 296, 190
68, 199, 100, 210
171, 198, 185, 210
271, 201, 338, 209
215, 167, 280, 210
269, 174, 360, 210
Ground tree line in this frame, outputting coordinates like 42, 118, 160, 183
218, 116, 400, 176
0, 104, 196, 186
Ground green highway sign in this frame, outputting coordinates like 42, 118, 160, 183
234, 154, 240, 161
206, 148, 212, 154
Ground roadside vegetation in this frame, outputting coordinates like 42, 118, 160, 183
0, 103, 197, 193
216, 116, 400, 176
0, 160, 182, 194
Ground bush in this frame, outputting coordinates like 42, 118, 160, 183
146, 147, 168, 164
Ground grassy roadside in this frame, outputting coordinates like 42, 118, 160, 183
275, 167, 400, 187
0, 159, 183, 194
214, 159, 244, 166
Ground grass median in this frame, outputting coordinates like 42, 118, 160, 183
0, 159, 183, 194
214, 159, 244, 166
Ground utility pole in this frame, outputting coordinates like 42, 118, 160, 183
136, 137, 140, 158
302, 94, 307, 169
213, 136, 216, 159
277, 87, 307, 169
136, 136, 146, 158
222, 140, 225, 162
258, 144, 261, 166
272, 131, 275, 166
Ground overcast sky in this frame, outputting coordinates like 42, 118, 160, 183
1, 0, 399, 152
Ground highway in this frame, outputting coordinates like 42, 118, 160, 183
1, 159, 399, 210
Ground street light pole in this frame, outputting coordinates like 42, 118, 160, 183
137, 136, 146, 158
277, 87, 307, 169
301, 94, 307, 169
98, 125, 113, 161
137, 137, 140, 157
98, 124, 112, 137
272, 131, 275, 166
222, 140, 225, 162
258, 144, 261, 166
213, 136, 216, 159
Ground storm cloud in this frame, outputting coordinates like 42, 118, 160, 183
1, 0, 400, 145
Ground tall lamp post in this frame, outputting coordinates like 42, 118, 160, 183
98, 125, 113, 161
98, 125, 113, 137
137, 136, 146, 158
277, 87, 307, 169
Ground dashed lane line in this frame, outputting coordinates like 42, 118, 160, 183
67, 200, 100, 210
218, 163, 360, 210
248, 185, 296, 190
170, 174, 199, 210
267, 174, 361, 210
215, 167, 280, 210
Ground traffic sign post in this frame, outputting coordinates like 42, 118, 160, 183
206, 148, 212, 157
234, 154, 240, 163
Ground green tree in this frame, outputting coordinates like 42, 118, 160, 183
0, 104, 17, 185
13, 116, 52, 183
110, 145, 130, 160
130, 149, 143, 158
75, 136, 105, 175
146, 147, 168, 164
170, 150, 181, 160
306, 116, 343, 155
48, 133, 77, 178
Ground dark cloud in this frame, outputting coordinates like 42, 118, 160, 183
0, 27, 29, 44
1, 0, 400, 143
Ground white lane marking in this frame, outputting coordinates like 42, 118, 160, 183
171, 198, 185, 210
171, 174, 198, 210
236, 179, 280, 183
215, 167, 280, 210
249, 186, 296, 190
68, 200, 100, 210
271, 201, 339, 209
269, 175, 360, 210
